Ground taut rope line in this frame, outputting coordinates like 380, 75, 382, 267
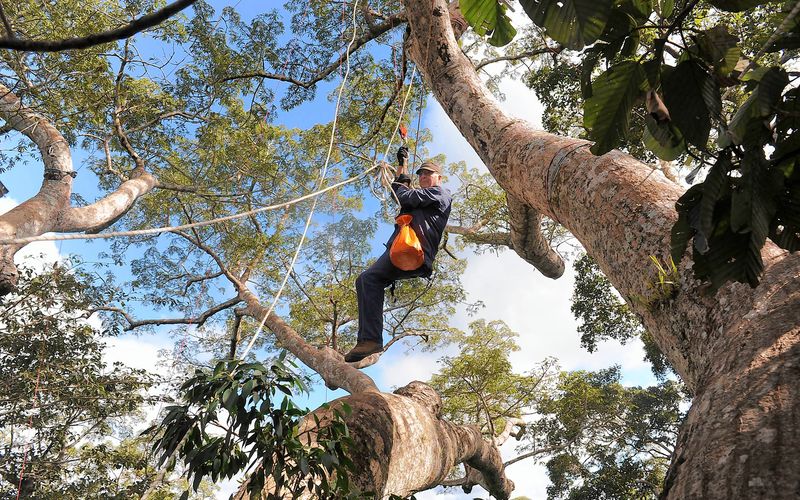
237, 0, 362, 361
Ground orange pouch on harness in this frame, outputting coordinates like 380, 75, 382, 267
390, 214, 424, 271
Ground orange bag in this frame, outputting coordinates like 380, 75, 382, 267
390, 214, 424, 271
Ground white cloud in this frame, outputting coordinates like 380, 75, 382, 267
415, 489, 468, 500
375, 349, 443, 391
103, 333, 172, 375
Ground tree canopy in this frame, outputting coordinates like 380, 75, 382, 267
0, 0, 797, 497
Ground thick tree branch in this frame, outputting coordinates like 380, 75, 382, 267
447, 224, 512, 247
493, 417, 526, 446
0, 0, 198, 52
503, 445, 566, 467
447, 193, 565, 278
506, 192, 564, 278
238, 288, 379, 394
56, 174, 158, 233
0, 83, 73, 292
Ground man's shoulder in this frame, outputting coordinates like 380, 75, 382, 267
435, 185, 452, 203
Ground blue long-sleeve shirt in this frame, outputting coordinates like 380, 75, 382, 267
386, 174, 452, 277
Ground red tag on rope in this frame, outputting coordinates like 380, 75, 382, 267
399, 124, 408, 140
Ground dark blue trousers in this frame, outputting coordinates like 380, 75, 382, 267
355, 251, 428, 344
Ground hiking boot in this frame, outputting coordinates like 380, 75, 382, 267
344, 340, 383, 362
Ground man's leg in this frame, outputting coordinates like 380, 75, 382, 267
345, 252, 397, 362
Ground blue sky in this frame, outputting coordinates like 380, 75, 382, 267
0, 2, 662, 498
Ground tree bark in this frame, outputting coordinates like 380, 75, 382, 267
446, 192, 565, 278
236, 288, 515, 497
401, 0, 800, 497
0, 84, 158, 293
235, 381, 514, 499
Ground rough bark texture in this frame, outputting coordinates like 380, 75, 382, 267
401, 0, 800, 497
446, 192, 565, 278
506, 192, 564, 278
235, 381, 513, 499
0, 84, 158, 293
234, 235, 515, 496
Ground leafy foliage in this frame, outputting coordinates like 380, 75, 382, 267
0, 263, 159, 498
430, 320, 556, 436
571, 254, 674, 379
147, 355, 364, 499
539, 368, 685, 500
584, 61, 647, 155
460, 0, 517, 47
520, 0, 613, 50
428, 320, 686, 498
463, 0, 800, 289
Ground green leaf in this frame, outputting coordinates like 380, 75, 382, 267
725, 67, 789, 146
584, 61, 646, 154
580, 49, 603, 99
662, 60, 721, 148
643, 115, 685, 160
706, 0, 768, 12
242, 379, 256, 399
222, 387, 237, 412
774, 88, 800, 161
671, 185, 702, 264
654, 0, 674, 18
731, 152, 776, 236
520, 0, 613, 49
699, 154, 732, 237
694, 26, 741, 76
770, 163, 800, 251
599, 10, 638, 59
460, 0, 517, 47
626, 0, 653, 18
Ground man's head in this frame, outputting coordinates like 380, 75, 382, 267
416, 161, 442, 188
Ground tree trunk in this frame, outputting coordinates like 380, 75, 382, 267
401, 0, 800, 497
234, 382, 513, 499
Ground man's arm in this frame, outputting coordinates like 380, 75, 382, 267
394, 146, 411, 186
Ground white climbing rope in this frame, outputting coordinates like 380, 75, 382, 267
0, 166, 379, 245
237, 0, 362, 361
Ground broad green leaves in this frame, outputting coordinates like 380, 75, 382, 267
706, 0, 769, 12
149, 357, 363, 498
662, 61, 721, 148
584, 61, 646, 155
460, 0, 517, 46
654, 0, 675, 18
511, 0, 798, 289
695, 26, 741, 76
724, 67, 789, 147
644, 115, 685, 161
520, 0, 613, 49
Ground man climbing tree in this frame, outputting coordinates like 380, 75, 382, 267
345, 146, 453, 362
